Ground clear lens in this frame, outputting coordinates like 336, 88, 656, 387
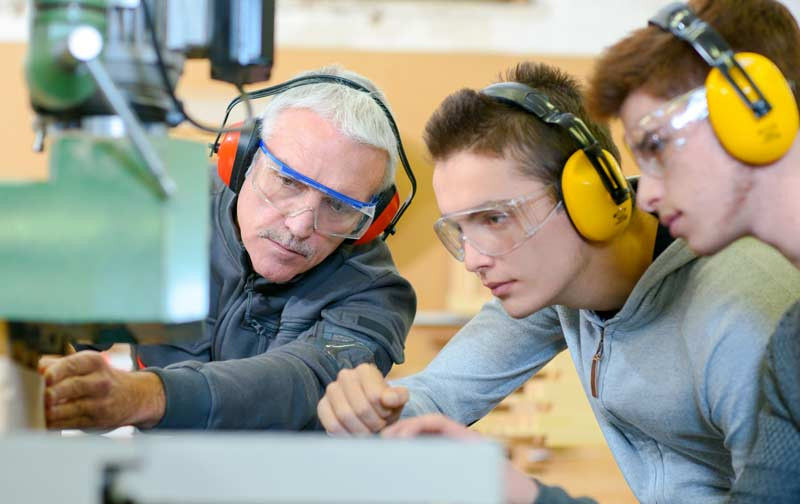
251, 146, 376, 239
626, 87, 709, 178
434, 192, 562, 261
433, 218, 466, 260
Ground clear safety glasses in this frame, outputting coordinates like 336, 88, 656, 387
434, 191, 563, 261
251, 140, 378, 239
625, 86, 709, 178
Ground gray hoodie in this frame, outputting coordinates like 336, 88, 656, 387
395, 237, 800, 503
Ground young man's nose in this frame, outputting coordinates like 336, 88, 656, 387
636, 173, 664, 214
462, 240, 494, 273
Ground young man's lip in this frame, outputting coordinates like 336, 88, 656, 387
661, 212, 684, 236
661, 212, 679, 228
483, 280, 510, 289
484, 280, 515, 295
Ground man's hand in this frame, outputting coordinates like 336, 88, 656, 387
317, 363, 408, 435
380, 413, 483, 439
38, 351, 165, 430
382, 415, 540, 504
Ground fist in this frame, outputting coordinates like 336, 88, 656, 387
318, 363, 408, 435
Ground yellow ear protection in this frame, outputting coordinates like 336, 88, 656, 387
649, 2, 799, 165
211, 75, 416, 244
481, 82, 633, 242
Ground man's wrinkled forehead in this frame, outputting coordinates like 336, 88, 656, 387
266, 109, 384, 198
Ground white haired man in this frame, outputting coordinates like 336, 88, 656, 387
39, 66, 417, 431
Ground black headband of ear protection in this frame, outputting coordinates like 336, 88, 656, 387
481, 82, 630, 205
212, 74, 417, 240
648, 1, 772, 117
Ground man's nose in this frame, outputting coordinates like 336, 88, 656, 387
462, 240, 493, 273
636, 173, 664, 214
284, 207, 315, 239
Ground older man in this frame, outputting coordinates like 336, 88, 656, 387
39, 66, 416, 431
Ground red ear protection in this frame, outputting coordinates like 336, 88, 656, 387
353, 188, 399, 245
216, 127, 240, 188
213, 119, 400, 244
215, 120, 262, 193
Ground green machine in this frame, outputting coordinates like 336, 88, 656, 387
1, 0, 274, 351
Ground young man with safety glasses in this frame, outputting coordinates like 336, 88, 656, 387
37, 66, 416, 432
317, 61, 800, 503
586, 0, 800, 501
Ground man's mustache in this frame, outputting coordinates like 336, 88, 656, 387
258, 229, 314, 258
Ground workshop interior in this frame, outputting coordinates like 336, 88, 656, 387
2, 1, 800, 503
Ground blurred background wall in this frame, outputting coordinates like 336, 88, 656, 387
11, 0, 772, 312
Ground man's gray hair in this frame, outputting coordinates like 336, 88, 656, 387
259, 65, 398, 194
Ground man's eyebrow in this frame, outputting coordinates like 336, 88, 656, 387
461, 199, 510, 213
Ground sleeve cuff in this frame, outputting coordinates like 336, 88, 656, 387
145, 366, 212, 429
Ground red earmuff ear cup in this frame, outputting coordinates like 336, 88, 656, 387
216, 126, 242, 188
354, 190, 399, 245
215, 120, 261, 193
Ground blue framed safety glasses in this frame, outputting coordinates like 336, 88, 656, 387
251, 140, 379, 239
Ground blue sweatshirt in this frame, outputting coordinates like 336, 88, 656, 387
395, 238, 800, 503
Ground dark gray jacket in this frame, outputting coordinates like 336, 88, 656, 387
729, 300, 800, 503
139, 180, 416, 430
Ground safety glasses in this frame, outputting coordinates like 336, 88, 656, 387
434, 191, 562, 261
625, 86, 709, 178
251, 141, 378, 239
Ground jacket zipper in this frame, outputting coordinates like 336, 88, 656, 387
590, 328, 605, 398
214, 274, 255, 360
244, 274, 262, 335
